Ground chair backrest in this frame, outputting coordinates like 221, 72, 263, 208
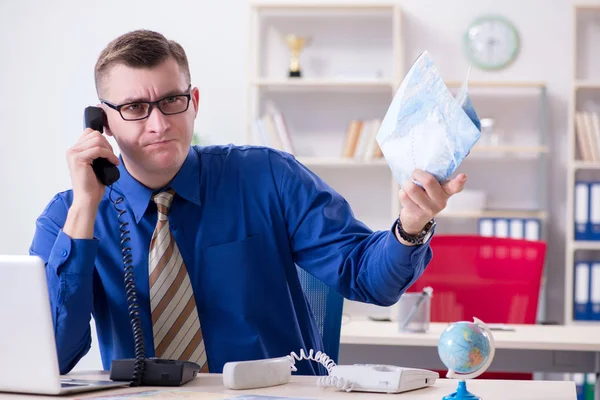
406, 235, 547, 324
296, 266, 344, 363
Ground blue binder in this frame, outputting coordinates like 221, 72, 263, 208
574, 181, 589, 240
590, 182, 600, 241
478, 218, 540, 240
574, 261, 591, 321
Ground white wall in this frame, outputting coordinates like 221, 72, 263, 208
0, 0, 574, 370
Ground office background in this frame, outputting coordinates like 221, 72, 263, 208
0, 0, 579, 370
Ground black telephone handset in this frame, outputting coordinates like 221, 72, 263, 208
83, 106, 120, 186
82, 106, 199, 386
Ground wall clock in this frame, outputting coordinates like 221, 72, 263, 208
463, 15, 520, 71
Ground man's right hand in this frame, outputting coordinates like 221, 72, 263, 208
63, 128, 120, 239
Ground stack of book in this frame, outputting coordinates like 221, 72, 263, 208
251, 113, 385, 162
341, 118, 383, 161
252, 112, 295, 154
575, 111, 600, 162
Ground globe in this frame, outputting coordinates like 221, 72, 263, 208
437, 318, 496, 400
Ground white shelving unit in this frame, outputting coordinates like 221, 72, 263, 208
564, 4, 600, 325
247, 2, 404, 231
434, 81, 549, 239
246, 3, 549, 238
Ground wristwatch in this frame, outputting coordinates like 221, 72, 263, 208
395, 217, 436, 245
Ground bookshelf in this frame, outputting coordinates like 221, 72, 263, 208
246, 3, 549, 238
434, 82, 549, 240
564, 4, 600, 326
246, 2, 404, 232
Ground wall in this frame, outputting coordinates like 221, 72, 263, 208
0, 0, 574, 370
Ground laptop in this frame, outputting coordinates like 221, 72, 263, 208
0, 254, 129, 395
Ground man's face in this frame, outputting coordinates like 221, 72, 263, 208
100, 57, 199, 181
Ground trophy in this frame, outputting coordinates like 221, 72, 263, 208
284, 34, 310, 78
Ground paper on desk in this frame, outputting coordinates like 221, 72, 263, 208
81, 390, 231, 399
83, 391, 313, 400
376, 51, 482, 187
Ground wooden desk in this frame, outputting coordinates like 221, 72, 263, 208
339, 319, 600, 399
0, 371, 577, 400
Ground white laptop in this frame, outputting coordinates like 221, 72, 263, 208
0, 254, 129, 395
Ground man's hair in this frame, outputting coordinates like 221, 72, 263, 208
94, 29, 191, 96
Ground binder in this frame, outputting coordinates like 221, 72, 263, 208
585, 373, 596, 400
509, 219, 524, 239
574, 373, 585, 400
524, 219, 541, 240
575, 182, 590, 240
591, 183, 600, 240
574, 261, 591, 321
478, 219, 494, 237
478, 218, 541, 241
591, 263, 600, 320
494, 219, 509, 238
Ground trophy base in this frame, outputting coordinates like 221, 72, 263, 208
289, 70, 302, 78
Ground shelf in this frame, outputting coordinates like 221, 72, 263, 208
252, 79, 395, 92
437, 210, 547, 220
568, 320, 600, 326
575, 80, 600, 89
297, 157, 387, 167
571, 241, 600, 251
251, 2, 396, 11
445, 81, 546, 89
575, 3, 600, 11
470, 145, 549, 154
571, 161, 600, 170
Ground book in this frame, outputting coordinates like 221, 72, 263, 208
375, 51, 482, 186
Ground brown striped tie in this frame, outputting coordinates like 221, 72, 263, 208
148, 189, 208, 372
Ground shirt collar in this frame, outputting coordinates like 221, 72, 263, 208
114, 147, 202, 223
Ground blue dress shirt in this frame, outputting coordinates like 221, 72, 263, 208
29, 145, 432, 376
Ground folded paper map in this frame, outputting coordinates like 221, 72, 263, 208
376, 51, 482, 187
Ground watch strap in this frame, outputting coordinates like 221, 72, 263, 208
395, 218, 435, 245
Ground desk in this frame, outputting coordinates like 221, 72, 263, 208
339, 319, 600, 399
0, 371, 576, 400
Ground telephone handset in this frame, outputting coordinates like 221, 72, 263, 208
81, 106, 199, 387
83, 106, 120, 186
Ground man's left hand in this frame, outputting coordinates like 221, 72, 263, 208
398, 169, 467, 237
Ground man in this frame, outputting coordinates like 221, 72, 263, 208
29, 30, 467, 376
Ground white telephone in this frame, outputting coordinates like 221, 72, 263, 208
222, 349, 438, 394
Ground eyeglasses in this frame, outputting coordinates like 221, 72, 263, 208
100, 85, 192, 121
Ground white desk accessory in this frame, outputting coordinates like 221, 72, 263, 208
222, 357, 291, 390
320, 364, 438, 393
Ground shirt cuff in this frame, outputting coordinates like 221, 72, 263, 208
48, 230, 99, 276
381, 222, 434, 291
384, 222, 431, 265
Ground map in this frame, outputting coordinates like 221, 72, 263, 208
376, 51, 482, 186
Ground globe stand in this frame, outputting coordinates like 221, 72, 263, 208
443, 380, 481, 400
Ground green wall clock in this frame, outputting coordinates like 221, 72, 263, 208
463, 15, 520, 71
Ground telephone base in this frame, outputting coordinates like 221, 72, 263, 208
109, 358, 200, 386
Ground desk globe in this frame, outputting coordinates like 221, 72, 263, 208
437, 317, 496, 400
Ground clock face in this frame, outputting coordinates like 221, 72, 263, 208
464, 15, 520, 70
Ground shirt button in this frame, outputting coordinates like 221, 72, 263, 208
61, 249, 68, 257
171, 224, 177, 230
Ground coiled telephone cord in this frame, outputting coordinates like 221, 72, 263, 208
109, 186, 145, 387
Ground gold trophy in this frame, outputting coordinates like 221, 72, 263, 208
284, 34, 310, 78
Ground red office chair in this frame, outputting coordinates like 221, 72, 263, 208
407, 235, 547, 380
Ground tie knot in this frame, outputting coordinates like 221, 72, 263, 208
153, 189, 175, 219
